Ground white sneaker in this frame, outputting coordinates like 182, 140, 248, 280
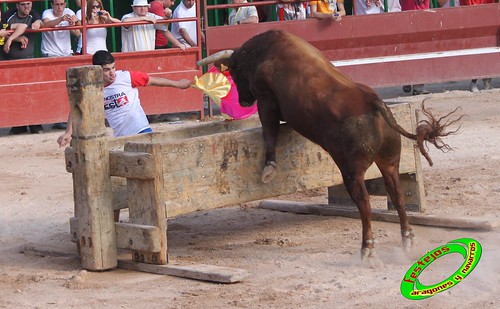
469, 82, 479, 93
483, 78, 492, 90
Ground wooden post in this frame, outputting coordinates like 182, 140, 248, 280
125, 142, 167, 265
67, 65, 117, 270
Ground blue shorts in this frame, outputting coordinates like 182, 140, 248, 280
138, 127, 153, 134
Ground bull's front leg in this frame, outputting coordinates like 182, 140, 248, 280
259, 104, 281, 184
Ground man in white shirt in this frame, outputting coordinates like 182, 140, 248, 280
121, 0, 185, 52
171, 0, 204, 47
228, 0, 259, 25
41, 0, 79, 130
57, 50, 192, 143
41, 0, 79, 57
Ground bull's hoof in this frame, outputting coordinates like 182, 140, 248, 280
361, 248, 384, 269
261, 162, 277, 183
401, 230, 416, 254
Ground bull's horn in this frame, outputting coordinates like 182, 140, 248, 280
196, 50, 234, 66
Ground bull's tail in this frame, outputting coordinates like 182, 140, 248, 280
374, 98, 465, 166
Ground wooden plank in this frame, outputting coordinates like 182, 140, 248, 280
69, 218, 161, 252
106, 115, 262, 150
117, 260, 249, 284
68, 66, 117, 270
259, 200, 498, 232
65, 117, 262, 171
66, 149, 158, 179
161, 124, 340, 217
161, 103, 416, 217
125, 142, 167, 265
109, 151, 156, 179
115, 223, 161, 252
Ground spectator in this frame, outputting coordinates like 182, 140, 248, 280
438, 0, 460, 7
57, 49, 192, 144
41, 0, 79, 130
41, 0, 79, 57
309, 0, 346, 21
228, 0, 259, 25
254, 0, 275, 22
386, 0, 402, 12
1, 10, 28, 60
3, 2, 44, 135
74, 0, 83, 54
355, 0, 384, 14
171, 0, 204, 47
459, 0, 494, 92
459, 0, 493, 4
121, 0, 185, 52
3, 2, 42, 60
277, 0, 307, 20
354, 0, 401, 14
148, 0, 174, 49
76, 0, 120, 55
400, 0, 430, 95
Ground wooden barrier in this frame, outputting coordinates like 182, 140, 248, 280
3, 5, 500, 127
0, 49, 202, 128
65, 66, 425, 282
205, 5, 500, 88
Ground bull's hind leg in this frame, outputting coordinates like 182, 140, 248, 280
377, 162, 415, 252
341, 171, 381, 264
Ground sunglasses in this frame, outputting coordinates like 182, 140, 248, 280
93, 5, 101, 8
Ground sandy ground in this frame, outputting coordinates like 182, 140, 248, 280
1, 81, 499, 308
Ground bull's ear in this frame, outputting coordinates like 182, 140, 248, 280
214, 59, 230, 73
219, 63, 229, 72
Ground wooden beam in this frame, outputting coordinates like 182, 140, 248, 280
259, 200, 498, 231
125, 142, 167, 265
68, 65, 117, 270
65, 148, 158, 179
70, 218, 162, 252
115, 223, 161, 252
109, 151, 156, 179
117, 260, 249, 283
160, 103, 417, 217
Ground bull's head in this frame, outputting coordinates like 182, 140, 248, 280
197, 50, 256, 107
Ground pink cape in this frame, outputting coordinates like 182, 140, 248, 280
208, 67, 258, 120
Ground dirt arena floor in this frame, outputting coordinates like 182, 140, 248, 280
1, 81, 499, 308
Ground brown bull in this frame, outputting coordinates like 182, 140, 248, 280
198, 30, 462, 259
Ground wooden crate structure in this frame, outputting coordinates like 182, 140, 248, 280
65, 66, 424, 274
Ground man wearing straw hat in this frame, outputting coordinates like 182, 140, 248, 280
121, 0, 186, 51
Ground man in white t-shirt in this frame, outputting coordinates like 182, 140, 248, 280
171, 0, 204, 47
57, 50, 193, 145
57, 50, 192, 222
121, 0, 185, 52
228, 0, 259, 25
41, 0, 79, 57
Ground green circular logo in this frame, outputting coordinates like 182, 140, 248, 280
400, 238, 482, 300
